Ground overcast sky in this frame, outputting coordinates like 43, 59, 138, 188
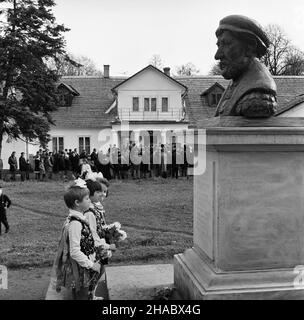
53, 0, 304, 76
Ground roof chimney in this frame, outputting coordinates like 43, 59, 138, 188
104, 65, 110, 78
163, 67, 170, 77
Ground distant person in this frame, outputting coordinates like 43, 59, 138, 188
181, 145, 189, 178
70, 151, 80, 178
25, 159, 31, 180
0, 185, 11, 235
8, 151, 17, 181
34, 151, 41, 180
45, 153, 53, 179
64, 150, 71, 178
58, 151, 66, 181
171, 144, 179, 179
39, 154, 46, 181
19, 152, 27, 182
80, 158, 92, 180
79, 150, 87, 161
90, 148, 98, 163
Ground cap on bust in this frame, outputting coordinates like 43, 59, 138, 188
216, 14, 269, 58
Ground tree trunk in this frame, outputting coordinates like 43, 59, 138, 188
0, 129, 3, 160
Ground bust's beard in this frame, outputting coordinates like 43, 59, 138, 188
221, 57, 251, 81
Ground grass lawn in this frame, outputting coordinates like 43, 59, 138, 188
0, 177, 194, 269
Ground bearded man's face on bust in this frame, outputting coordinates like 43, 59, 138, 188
215, 30, 252, 81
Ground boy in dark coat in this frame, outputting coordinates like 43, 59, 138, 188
0, 186, 11, 235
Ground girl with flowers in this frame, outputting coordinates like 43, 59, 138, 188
84, 174, 127, 264
85, 179, 115, 263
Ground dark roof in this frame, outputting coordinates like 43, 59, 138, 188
58, 82, 80, 96
111, 64, 188, 92
201, 82, 225, 95
176, 76, 229, 122
178, 76, 304, 124
273, 76, 304, 115
276, 95, 304, 115
51, 76, 125, 128
51, 74, 304, 129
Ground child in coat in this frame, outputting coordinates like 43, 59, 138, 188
0, 186, 11, 235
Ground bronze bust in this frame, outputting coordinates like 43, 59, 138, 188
214, 15, 277, 118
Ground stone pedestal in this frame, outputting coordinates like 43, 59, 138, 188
174, 117, 304, 299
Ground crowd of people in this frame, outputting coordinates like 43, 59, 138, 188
6, 142, 194, 182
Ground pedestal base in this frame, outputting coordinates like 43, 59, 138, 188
174, 248, 304, 300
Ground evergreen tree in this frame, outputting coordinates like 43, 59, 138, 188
0, 0, 69, 157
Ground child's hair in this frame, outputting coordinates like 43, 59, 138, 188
96, 177, 110, 197
64, 185, 89, 209
86, 179, 102, 197
96, 177, 110, 188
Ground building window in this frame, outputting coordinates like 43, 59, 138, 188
162, 97, 168, 112
58, 91, 74, 107
210, 93, 222, 107
151, 98, 157, 111
79, 137, 91, 154
132, 97, 139, 112
52, 137, 64, 153
144, 98, 150, 111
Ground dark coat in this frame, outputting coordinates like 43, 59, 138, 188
19, 156, 27, 171
8, 155, 17, 172
0, 194, 11, 215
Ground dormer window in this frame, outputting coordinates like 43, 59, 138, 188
57, 83, 80, 107
60, 93, 74, 107
211, 93, 222, 106
202, 82, 225, 108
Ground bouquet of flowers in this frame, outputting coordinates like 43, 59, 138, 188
102, 222, 127, 244
95, 222, 127, 263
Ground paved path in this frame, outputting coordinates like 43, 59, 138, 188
46, 264, 174, 300
106, 264, 174, 300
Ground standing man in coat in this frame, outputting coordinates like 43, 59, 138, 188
8, 151, 17, 181
19, 152, 27, 182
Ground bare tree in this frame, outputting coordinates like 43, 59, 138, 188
149, 54, 163, 70
175, 62, 200, 76
262, 24, 304, 75
283, 49, 304, 75
48, 53, 103, 76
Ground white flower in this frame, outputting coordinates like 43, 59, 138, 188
74, 178, 87, 188
85, 171, 104, 181
85, 172, 96, 181
113, 222, 121, 230
106, 222, 121, 230
96, 172, 104, 179
118, 230, 127, 241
